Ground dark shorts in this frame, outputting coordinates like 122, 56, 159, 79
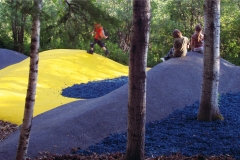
93, 38, 105, 47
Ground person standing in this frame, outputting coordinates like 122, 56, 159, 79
161, 29, 189, 61
87, 23, 110, 56
191, 24, 204, 54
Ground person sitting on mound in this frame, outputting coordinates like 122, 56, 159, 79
161, 29, 189, 61
191, 24, 204, 54
87, 23, 110, 56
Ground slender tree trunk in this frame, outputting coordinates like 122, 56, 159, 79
197, 0, 222, 121
18, 15, 26, 53
10, 0, 28, 53
16, 0, 42, 159
125, 0, 150, 160
11, 0, 18, 51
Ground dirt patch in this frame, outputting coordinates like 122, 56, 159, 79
0, 120, 18, 142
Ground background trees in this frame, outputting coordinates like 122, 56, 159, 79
0, 0, 239, 67
0, 0, 32, 53
220, 0, 240, 65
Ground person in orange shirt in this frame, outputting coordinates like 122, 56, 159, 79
87, 23, 110, 56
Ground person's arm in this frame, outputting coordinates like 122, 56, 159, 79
201, 33, 204, 43
191, 36, 194, 51
101, 29, 108, 39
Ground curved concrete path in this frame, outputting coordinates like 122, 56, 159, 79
0, 52, 240, 159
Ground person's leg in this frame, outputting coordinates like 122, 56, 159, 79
87, 39, 97, 54
193, 46, 204, 54
97, 40, 110, 56
166, 48, 174, 58
161, 48, 173, 61
200, 46, 204, 54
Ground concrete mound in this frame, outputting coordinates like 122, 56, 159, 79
0, 48, 27, 70
0, 49, 128, 125
0, 52, 240, 159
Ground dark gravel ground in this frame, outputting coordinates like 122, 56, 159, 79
31, 152, 235, 160
44, 77, 240, 160
61, 76, 128, 99
0, 121, 18, 142
72, 93, 240, 159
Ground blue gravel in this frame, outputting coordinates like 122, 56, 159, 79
73, 92, 240, 159
61, 76, 128, 99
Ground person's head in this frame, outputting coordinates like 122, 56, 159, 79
172, 29, 182, 38
94, 23, 102, 29
195, 24, 202, 33
195, 24, 203, 42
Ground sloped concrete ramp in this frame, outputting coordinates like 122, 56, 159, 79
0, 48, 27, 70
0, 52, 240, 159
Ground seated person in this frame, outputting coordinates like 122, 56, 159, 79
191, 24, 204, 54
161, 29, 189, 61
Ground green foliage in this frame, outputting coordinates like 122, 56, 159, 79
220, 0, 240, 66
1, 0, 240, 67
164, 0, 240, 67
106, 42, 129, 66
39, 0, 120, 52
164, 0, 204, 38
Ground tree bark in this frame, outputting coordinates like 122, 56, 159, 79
11, 0, 18, 51
198, 0, 222, 121
18, 14, 27, 53
11, 0, 28, 53
16, 0, 42, 159
125, 0, 150, 160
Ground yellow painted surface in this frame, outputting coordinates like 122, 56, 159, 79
0, 49, 128, 125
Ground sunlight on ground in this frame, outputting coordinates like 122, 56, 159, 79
0, 49, 128, 125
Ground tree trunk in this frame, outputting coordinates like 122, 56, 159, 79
18, 14, 27, 53
125, 0, 150, 160
11, 0, 18, 51
16, 0, 42, 159
197, 0, 222, 121
10, 0, 28, 53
